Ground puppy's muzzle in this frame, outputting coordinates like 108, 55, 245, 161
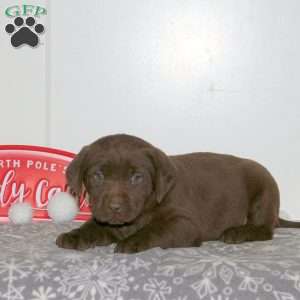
108, 196, 123, 213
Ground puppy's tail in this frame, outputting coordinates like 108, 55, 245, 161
278, 218, 300, 228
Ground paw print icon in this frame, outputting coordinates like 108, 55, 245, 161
5, 16, 45, 48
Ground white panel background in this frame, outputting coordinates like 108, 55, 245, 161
0, 0, 47, 145
1, 1, 300, 217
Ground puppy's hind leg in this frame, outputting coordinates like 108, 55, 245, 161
220, 186, 279, 244
220, 224, 273, 244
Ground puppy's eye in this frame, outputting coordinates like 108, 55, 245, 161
92, 170, 104, 183
130, 172, 144, 185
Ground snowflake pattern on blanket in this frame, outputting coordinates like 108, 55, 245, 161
0, 223, 300, 300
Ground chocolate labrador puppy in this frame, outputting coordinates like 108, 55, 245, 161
56, 134, 300, 253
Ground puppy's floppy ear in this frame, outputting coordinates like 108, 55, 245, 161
66, 145, 89, 198
145, 147, 177, 203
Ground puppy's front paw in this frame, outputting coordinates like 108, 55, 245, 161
115, 235, 151, 254
56, 230, 95, 251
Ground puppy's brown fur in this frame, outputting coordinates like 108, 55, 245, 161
56, 134, 299, 253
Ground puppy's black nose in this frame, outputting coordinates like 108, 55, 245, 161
109, 202, 121, 213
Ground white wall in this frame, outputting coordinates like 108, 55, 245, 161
1, 0, 300, 218
0, 0, 47, 145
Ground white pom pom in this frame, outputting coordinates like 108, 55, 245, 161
47, 192, 79, 223
8, 202, 33, 224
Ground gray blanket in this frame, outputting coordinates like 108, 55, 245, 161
0, 222, 299, 300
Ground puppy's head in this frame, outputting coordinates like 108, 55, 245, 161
66, 134, 176, 225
